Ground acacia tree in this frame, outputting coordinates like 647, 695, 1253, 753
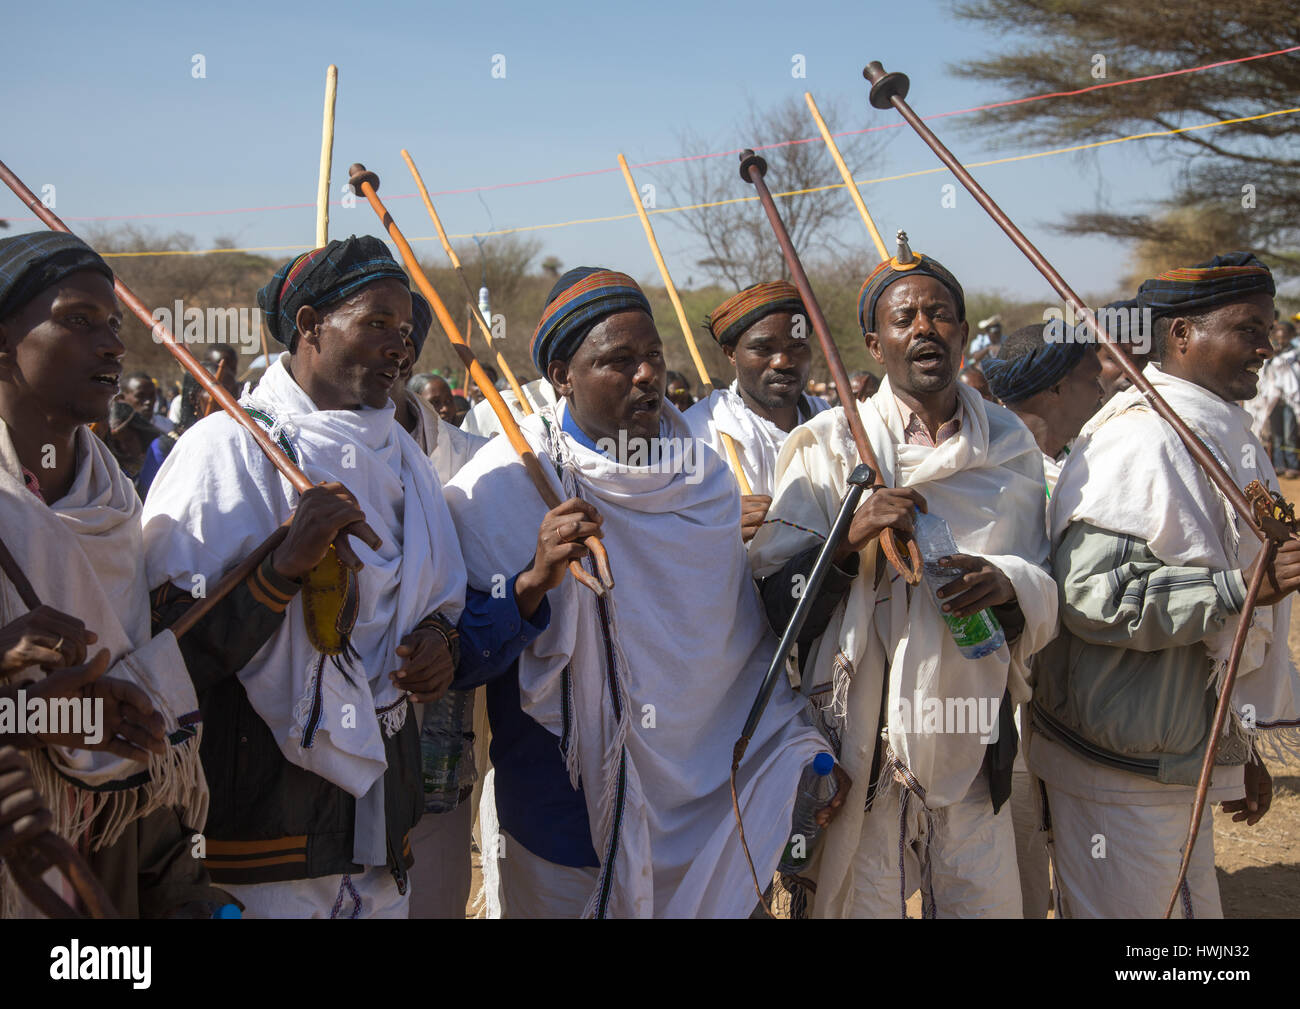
951, 0, 1300, 280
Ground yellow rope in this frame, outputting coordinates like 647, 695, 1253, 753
100, 106, 1300, 259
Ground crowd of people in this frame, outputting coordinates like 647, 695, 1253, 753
0, 225, 1297, 920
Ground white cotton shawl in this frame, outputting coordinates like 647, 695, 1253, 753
748, 377, 1058, 918
685, 382, 830, 497
142, 357, 466, 866
406, 392, 487, 485
0, 422, 206, 856
1049, 363, 1300, 755
444, 399, 824, 918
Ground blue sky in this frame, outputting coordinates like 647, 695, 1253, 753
0, 0, 1188, 301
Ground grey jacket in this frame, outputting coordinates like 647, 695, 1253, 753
1032, 520, 1251, 786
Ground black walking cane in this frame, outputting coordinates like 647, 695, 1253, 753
730, 462, 875, 915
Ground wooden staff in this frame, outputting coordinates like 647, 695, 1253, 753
401, 150, 533, 415
200, 357, 226, 418
861, 60, 1296, 915
804, 92, 889, 262
348, 163, 613, 596
316, 65, 338, 248
0, 158, 380, 552
739, 149, 922, 585
614, 155, 754, 494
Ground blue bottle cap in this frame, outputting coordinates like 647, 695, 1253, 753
812, 752, 835, 776
214, 903, 242, 919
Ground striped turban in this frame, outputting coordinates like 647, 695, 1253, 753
409, 291, 433, 357
857, 250, 965, 335
531, 267, 652, 372
982, 323, 1089, 404
704, 281, 805, 347
257, 235, 409, 351
1136, 251, 1275, 319
0, 232, 113, 320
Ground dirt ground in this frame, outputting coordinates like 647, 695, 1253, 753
465, 481, 1300, 918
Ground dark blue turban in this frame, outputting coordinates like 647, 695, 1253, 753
409, 291, 433, 358
530, 267, 652, 372
1136, 252, 1275, 319
0, 232, 113, 320
983, 323, 1089, 404
257, 235, 409, 351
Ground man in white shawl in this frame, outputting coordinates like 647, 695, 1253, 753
1034, 252, 1300, 918
142, 237, 466, 918
686, 281, 829, 543
0, 232, 221, 917
444, 266, 835, 918
749, 236, 1058, 918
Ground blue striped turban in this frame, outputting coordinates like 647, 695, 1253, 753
1136, 252, 1275, 319
857, 250, 965, 335
982, 324, 1089, 404
0, 232, 113, 320
409, 291, 433, 357
257, 236, 409, 351
530, 267, 653, 372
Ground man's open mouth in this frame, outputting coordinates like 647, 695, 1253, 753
90, 370, 120, 388
631, 394, 660, 413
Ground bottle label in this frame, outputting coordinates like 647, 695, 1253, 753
941, 609, 997, 648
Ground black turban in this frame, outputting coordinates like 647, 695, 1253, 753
257, 235, 409, 351
0, 232, 113, 320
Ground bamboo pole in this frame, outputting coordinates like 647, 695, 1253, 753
804, 92, 888, 261
615, 154, 754, 495
401, 150, 532, 415
316, 65, 338, 248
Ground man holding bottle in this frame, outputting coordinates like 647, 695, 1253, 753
750, 235, 1058, 918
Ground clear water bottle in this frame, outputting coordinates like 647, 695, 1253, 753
912, 509, 1006, 659
778, 752, 838, 874
420, 688, 475, 813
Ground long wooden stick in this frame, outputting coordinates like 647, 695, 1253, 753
348, 163, 613, 596
739, 149, 921, 584
1164, 537, 1275, 918
0, 159, 379, 552
316, 65, 338, 248
401, 150, 532, 415
804, 92, 888, 262
615, 154, 754, 495
861, 61, 1271, 543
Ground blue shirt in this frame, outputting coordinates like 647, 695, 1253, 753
455, 575, 598, 868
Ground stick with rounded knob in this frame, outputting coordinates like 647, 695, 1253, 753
738, 148, 922, 586
348, 163, 614, 596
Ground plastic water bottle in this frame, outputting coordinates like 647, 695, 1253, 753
778, 752, 838, 874
420, 689, 475, 813
913, 509, 1006, 659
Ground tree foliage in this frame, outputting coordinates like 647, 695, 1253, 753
951, 0, 1300, 281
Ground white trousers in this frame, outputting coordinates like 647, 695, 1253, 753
496, 829, 598, 919
1044, 784, 1222, 919
407, 800, 473, 919
224, 865, 410, 919
848, 771, 1022, 918
1010, 768, 1052, 918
